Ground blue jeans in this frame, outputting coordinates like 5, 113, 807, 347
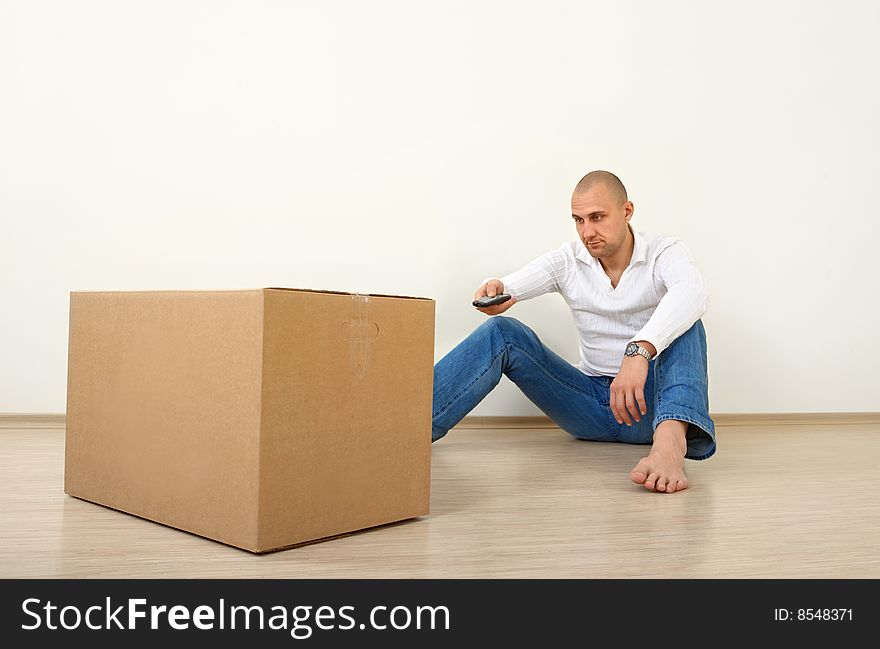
432, 316, 716, 460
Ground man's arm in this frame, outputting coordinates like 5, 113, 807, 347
628, 241, 709, 357
474, 247, 568, 316
480, 246, 568, 303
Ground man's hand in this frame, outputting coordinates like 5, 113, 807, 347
610, 356, 649, 425
474, 279, 517, 316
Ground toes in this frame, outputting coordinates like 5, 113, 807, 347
666, 478, 688, 493
630, 468, 648, 485
630, 460, 649, 485
635, 467, 688, 493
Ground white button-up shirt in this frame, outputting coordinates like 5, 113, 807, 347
487, 226, 709, 377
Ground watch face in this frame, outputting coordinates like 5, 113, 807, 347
625, 342, 638, 356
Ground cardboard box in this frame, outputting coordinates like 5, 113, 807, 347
65, 288, 435, 552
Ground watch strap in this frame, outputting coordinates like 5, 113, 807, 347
626, 342, 653, 361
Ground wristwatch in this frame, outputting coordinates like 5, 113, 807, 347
624, 341, 653, 361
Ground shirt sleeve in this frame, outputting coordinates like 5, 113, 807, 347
481, 247, 568, 301
630, 241, 709, 357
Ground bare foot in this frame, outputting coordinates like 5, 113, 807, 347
630, 421, 688, 493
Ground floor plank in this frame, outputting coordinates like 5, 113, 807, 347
1, 423, 878, 578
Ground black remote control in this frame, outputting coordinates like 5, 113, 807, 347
473, 293, 512, 308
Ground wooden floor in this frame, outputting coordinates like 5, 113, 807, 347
2, 421, 879, 578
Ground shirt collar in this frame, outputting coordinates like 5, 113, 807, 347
576, 224, 648, 268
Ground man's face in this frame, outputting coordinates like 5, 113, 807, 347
571, 185, 633, 260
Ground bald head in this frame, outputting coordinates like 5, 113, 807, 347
573, 170, 627, 205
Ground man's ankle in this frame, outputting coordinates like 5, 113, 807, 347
652, 421, 687, 454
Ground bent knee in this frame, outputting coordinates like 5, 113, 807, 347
489, 315, 530, 337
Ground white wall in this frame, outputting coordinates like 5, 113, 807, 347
2, 0, 878, 414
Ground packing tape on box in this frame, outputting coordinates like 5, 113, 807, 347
345, 294, 379, 378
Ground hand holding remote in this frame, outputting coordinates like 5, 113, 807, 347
473, 280, 517, 315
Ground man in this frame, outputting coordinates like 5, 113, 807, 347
431, 170, 715, 493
